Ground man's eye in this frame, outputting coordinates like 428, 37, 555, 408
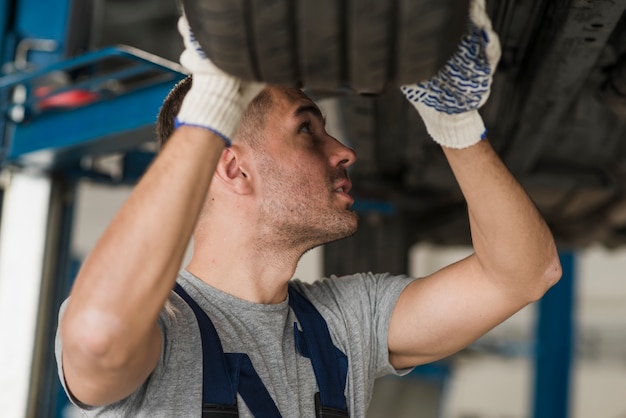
299, 122, 312, 134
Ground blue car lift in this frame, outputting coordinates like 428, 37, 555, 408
0, 45, 185, 173
533, 252, 576, 418
0, 1, 577, 417
0, 2, 185, 416
0, 47, 184, 417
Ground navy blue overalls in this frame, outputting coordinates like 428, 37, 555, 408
173, 283, 350, 417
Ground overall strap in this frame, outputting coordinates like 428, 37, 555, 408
288, 285, 349, 416
173, 283, 281, 417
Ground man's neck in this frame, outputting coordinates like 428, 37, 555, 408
185, 237, 304, 304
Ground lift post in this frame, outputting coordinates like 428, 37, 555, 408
532, 251, 576, 418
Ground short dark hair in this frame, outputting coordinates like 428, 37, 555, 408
156, 75, 193, 150
156, 75, 273, 150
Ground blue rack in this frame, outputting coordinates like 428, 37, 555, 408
0, 45, 186, 170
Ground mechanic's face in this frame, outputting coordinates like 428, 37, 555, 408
253, 87, 358, 249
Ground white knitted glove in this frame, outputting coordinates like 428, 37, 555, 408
175, 15, 264, 146
401, 0, 501, 149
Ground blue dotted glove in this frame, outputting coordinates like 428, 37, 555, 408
175, 15, 264, 146
401, 0, 501, 149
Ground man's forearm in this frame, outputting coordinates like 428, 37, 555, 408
61, 127, 223, 403
443, 140, 561, 299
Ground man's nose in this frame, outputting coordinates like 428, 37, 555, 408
328, 136, 357, 168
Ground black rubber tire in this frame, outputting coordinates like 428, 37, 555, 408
181, 0, 469, 93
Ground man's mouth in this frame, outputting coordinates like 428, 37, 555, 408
333, 180, 354, 206
333, 179, 352, 195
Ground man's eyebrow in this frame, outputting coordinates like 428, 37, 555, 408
294, 104, 326, 124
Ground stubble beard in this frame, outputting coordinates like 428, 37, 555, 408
259, 191, 359, 252
256, 162, 359, 252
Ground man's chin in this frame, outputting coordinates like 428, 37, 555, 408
327, 212, 359, 242
346, 213, 359, 236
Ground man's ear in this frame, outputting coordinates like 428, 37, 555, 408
214, 146, 254, 195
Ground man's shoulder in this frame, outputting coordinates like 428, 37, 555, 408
290, 272, 414, 297
289, 272, 415, 317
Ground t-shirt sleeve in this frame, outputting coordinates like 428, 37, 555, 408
291, 272, 417, 378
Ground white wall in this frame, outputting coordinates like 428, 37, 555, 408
0, 174, 52, 418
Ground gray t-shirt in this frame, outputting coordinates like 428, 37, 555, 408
56, 270, 415, 417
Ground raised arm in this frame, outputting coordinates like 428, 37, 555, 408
59, 16, 263, 406
388, 0, 561, 368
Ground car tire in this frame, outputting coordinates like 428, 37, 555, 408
180, 0, 469, 93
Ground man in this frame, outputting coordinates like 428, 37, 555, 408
56, 1, 562, 416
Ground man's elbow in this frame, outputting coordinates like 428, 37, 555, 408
528, 254, 563, 302
61, 311, 129, 374
60, 311, 157, 407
